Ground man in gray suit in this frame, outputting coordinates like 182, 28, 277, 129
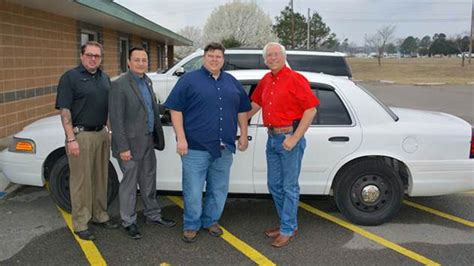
109, 47, 176, 239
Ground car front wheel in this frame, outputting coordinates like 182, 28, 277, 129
48, 154, 119, 213
333, 159, 404, 225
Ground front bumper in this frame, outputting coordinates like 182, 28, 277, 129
0, 149, 45, 187
407, 159, 474, 196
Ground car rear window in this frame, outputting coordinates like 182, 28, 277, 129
287, 54, 352, 78
223, 54, 267, 70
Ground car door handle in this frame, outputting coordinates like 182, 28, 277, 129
236, 136, 253, 141
328, 136, 349, 142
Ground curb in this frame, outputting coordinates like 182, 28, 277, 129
0, 172, 9, 192
467, 82, 474, 85
414, 82, 446, 86
379, 80, 395, 84
0, 136, 13, 197
0, 183, 21, 200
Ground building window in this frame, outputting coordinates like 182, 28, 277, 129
142, 41, 150, 69
157, 45, 164, 71
120, 38, 129, 73
81, 30, 98, 45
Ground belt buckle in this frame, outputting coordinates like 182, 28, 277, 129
73, 126, 83, 134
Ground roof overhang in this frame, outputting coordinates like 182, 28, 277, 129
8, 0, 192, 46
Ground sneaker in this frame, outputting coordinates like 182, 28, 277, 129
206, 224, 223, 237
182, 230, 198, 243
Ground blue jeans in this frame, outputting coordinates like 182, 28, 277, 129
266, 133, 306, 236
181, 148, 233, 231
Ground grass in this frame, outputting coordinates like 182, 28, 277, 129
347, 57, 474, 85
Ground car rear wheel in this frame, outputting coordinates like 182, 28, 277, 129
333, 159, 404, 225
48, 154, 119, 213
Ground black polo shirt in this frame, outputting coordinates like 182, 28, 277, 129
55, 64, 110, 127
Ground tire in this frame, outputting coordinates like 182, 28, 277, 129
48, 154, 119, 213
333, 159, 404, 226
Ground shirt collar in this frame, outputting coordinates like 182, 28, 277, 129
78, 64, 101, 76
130, 71, 147, 82
200, 66, 221, 80
270, 65, 290, 79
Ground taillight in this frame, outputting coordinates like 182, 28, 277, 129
471, 128, 474, 158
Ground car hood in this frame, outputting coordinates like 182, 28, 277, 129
390, 107, 470, 127
21, 115, 61, 132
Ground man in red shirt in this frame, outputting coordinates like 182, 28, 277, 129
249, 42, 319, 248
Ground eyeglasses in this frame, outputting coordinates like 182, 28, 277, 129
84, 53, 102, 59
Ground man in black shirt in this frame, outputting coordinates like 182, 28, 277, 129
55, 41, 118, 241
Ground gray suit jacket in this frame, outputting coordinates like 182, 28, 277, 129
109, 71, 165, 160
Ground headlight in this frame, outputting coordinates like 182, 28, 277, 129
8, 138, 36, 153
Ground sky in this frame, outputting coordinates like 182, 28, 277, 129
114, 0, 473, 46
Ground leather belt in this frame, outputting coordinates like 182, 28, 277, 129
267, 126, 293, 135
73, 125, 104, 133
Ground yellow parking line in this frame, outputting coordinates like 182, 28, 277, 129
167, 196, 276, 266
57, 207, 107, 266
299, 202, 440, 266
403, 200, 474, 227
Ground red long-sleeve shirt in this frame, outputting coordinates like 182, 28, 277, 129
251, 66, 320, 127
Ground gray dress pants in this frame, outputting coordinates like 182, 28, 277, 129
118, 136, 162, 227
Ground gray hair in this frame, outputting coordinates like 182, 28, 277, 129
262, 42, 286, 59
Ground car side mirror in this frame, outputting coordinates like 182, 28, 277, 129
174, 67, 185, 77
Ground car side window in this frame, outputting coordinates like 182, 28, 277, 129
182, 56, 203, 72
311, 87, 352, 125
240, 81, 259, 125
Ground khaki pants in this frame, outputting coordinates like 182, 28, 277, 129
68, 129, 110, 232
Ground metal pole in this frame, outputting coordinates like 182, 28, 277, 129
291, 0, 295, 49
307, 8, 310, 49
469, 0, 473, 63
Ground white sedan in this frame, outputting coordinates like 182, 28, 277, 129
1, 70, 473, 225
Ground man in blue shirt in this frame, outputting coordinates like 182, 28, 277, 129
165, 42, 251, 243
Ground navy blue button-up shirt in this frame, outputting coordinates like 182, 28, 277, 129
132, 73, 154, 133
164, 66, 251, 158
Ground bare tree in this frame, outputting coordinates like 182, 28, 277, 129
449, 32, 470, 67
365, 25, 396, 66
203, 0, 277, 48
175, 26, 203, 59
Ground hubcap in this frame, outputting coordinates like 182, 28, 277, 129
350, 174, 391, 212
361, 185, 380, 203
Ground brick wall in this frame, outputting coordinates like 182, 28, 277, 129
149, 40, 158, 72
0, 1, 173, 138
102, 28, 120, 77
0, 0, 77, 137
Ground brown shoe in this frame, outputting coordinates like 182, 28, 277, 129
264, 227, 280, 238
182, 230, 198, 243
271, 232, 297, 248
206, 224, 223, 237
